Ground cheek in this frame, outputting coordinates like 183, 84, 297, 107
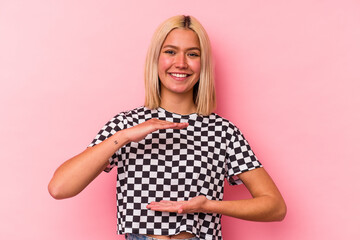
158, 56, 172, 74
190, 60, 201, 75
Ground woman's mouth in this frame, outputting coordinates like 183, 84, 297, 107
169, 73, 191, 80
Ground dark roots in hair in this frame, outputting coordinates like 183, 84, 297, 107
183, 15, 191, 28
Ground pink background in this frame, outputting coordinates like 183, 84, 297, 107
1, 0, 359, 239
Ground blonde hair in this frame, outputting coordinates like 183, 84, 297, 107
144, 15, 216, 116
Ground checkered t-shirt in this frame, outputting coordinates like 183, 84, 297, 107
88, 106, 262, 239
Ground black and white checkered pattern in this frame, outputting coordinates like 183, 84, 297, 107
89, 106, 262, 239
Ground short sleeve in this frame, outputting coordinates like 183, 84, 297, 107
225, 125, 262, 185
88, 113, 125, 172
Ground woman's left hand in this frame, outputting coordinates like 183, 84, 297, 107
146, 195, 208, 214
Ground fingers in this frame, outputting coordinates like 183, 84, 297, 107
155, 121, 189, 130
147, 204, 185, 214
147, 196, 207, 214
147, 200, 178, 206
124, 119, 189, 143
146, 200, 188, 213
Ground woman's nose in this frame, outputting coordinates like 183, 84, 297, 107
174, 54, 188, 68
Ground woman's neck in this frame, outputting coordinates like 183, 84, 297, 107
160, 91, 196, 115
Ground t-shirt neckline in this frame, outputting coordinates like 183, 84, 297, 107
157, 107, 198, 117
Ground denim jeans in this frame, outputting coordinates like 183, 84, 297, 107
125, 233, 200, 240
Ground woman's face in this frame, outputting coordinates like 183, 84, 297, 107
158, 28, 201, 97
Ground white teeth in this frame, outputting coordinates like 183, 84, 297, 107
171, 73, 188, 78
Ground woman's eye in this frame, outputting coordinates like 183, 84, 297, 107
188, 52, 200, 57
164, 50, 175, 55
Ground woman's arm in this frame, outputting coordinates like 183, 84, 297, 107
147, 168, 287, 222
48, 130, 127, 200
204, 168, 286, 221
48, 119, 188, 200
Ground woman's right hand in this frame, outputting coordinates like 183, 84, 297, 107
48, 118, 188, 200
122, 118, 189, 143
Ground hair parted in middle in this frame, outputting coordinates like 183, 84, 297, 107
144, 15, 216, 116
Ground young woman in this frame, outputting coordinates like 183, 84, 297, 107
48, 15, 286, 240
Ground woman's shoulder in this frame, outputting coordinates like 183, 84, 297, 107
110, 106, 157, 123
204, 112, 244, 137
112, 106, 148, 117
208, 112, 238, 127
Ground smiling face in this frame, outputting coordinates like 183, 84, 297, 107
158, 28, 201, 99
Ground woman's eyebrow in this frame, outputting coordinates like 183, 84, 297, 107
162, 45, 200, 51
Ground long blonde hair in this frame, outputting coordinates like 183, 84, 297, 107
144, 15, 216, 116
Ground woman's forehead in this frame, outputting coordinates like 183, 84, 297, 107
162, 28, 200, 50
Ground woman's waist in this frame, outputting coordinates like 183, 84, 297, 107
146, 231, 196, 239
125, 232, 197, 240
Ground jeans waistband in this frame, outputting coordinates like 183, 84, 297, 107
125, 233, 199, 240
